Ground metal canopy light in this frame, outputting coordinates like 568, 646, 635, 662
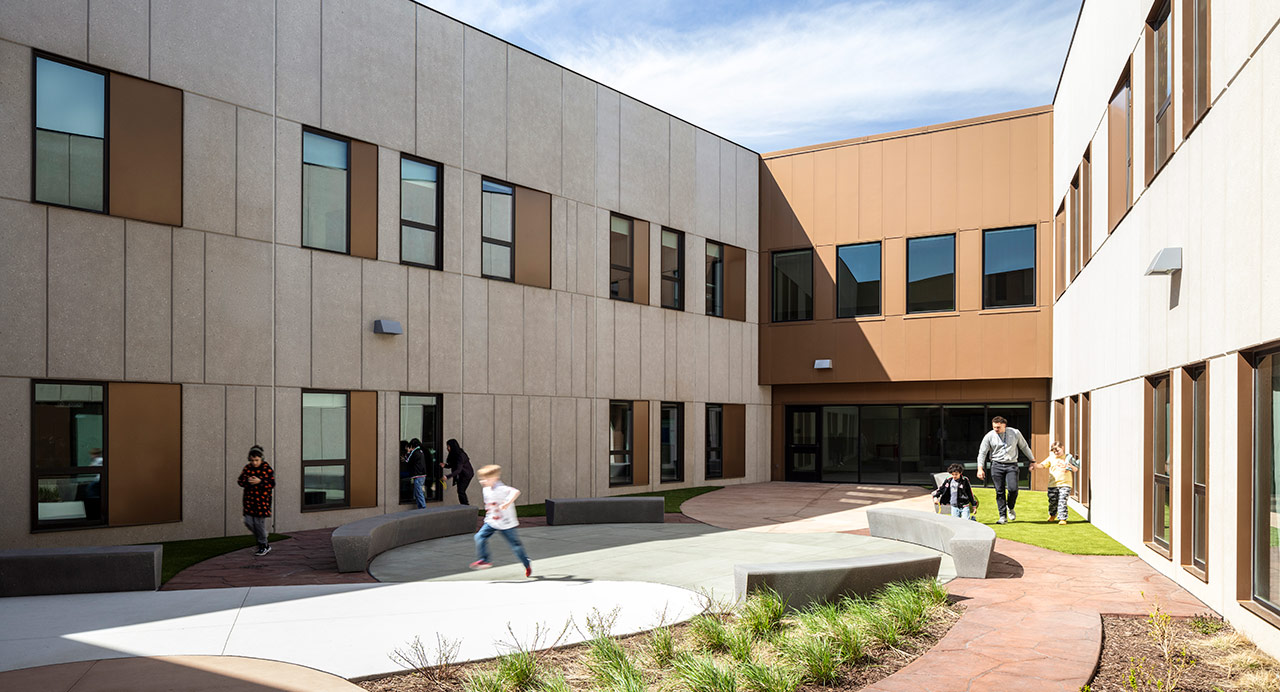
1144, 247, 1182, 276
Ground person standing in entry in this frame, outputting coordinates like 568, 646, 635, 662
469, 465, 533, 577
442, 439, 475, 505
237, 445, 275, 556
976, 415, 1034, 524
406, 438, 429, 509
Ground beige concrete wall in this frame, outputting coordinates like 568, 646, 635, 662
0, 3, 766, 548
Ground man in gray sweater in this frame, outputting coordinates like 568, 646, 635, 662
976, 415, 1035, 524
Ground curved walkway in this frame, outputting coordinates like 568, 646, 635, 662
682, 481, 933, 532
0, 656, 361, 692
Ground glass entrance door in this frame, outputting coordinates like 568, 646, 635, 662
785, 406, 822, 482
400, 394, 443, 504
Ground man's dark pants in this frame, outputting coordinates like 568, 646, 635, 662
991, 463, 1020, 518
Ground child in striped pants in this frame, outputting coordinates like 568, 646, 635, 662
1040, 443, 1079, 525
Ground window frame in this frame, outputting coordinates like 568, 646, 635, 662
982, 225, 1038, 310
609, 213, 635, 301
905, 233, 957, 315
706, 403, 724, 480
1182, 0, 1211, 135
479, 177, 516, 282
398, 391, 445, 506
705, 240, 725, 318
300, 126, 353, 256
1108, 66, 1133, 234
660, 402, 684, 483
660, 227, 684, 311
835, 241, 882, 319
398, 154, 444, 271
1148, 0, 1175, 178
1147, 373, 1173, 558
30, 379, 110, 532
31, 51, 111, 216
1249, 344, 1280, 620
301, 389, 352, 512
609, 400, 634, 487
771, 248, 814, 323
1181, 363, 1209, 580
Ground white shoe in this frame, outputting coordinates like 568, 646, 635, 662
997, 516, 1007, 525
1008, 510, 1016, 522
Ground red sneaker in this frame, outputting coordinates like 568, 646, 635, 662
525, 564, 532, 578
469, 560, 492, 570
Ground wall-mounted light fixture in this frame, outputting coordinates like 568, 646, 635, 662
814, 359, 833, 370
372, 319, 403, 335
1144, 247, 1182, 276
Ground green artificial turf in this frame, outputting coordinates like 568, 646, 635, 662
504, 485, 724, 518
961, 487, 1134, 556
158, 533, 289, 583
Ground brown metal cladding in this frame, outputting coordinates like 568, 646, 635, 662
722, 403, 746, 479
349, 140, 378, 259
1142, 376, 1155, 546
724, 244, 747, 321
348, 390, 377, 508
1178, 367, 1196, 569
633, 220, 650, 306
1235, 354, 1253, 599
514, 186, 552, 288
1055, 204, 1066, 299
106, 382, 182, 527
1108, 64, 1132, 233
633, 400, 650, 485
108, 73, 182, 226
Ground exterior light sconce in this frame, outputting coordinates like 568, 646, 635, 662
814, 359, 833, 370
372, 319, 403, 335
1144, 247, 1182, 276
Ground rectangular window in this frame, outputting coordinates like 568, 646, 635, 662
1182, 365, 1208, 576
399, 393, 442, 505
1076, 392, 1092, 506
32, 382, 107, 529
983, 226, 1036, 309
400, 156, 442, 269
302, 391, 349, 510
1149, 374, 1172, 555
609, 214, 633, 301
609, 401, 633, 487
705, 241, 724, 317
1054, 201, 1066, 299
706, 404, 723, 480
836, 242, 881, 318
1183, 0, 1210, 133
1148, 2, 1174, 176
1070, 171, 1082, 279
907, 234, 955, 313
1253, 349, 1280, 614
34, 55, 107, 212
1108, 69, 1133, 232
660, 229, 683, 310
660, 402, 683, 483
481, 180, 515, 281
302, 130, 350, 253
772, 249, 813, 322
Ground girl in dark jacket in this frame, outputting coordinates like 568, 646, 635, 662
443, 439, 474, 505
237, 445, 275, 556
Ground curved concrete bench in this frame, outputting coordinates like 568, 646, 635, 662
0, 545, 162, 596
735, 552, 941, 609
545, 497, 664, 525
331, 506, 476, 573
866, 507, 995, 578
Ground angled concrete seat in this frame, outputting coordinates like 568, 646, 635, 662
544, 497, 664, 525
0, 545, 162, 596
734, 551, 941, 609
331, 506, 476, 573
866, 507, 996, 578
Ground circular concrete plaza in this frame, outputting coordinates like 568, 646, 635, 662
369, 522, 957, 595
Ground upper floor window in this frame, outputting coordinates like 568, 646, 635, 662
1148, 1, 1174, 175
836, 242, 881, 318
302, 130, 350, 254
609, 215, 634, 301
906, 234, 955, 314
772, 249, 813, 322
660, 228, 684, 310
1184, 0, 1211, 133
481, 180, 514, 281
1108, 68, 1133, 232
34, 56, 106, 212
705, 241, 724, 317
32, 382, 106, 528
983, 226, 1036, 309
302, 391, 349, 510
400, 156, 442, 269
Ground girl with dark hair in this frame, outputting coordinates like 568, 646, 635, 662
237, 445, 275, 556
442, 439, 475, 505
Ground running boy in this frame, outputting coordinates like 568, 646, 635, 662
469, 465, 533, 577
932, 463, 978, 520
1038, 442, 1079, 524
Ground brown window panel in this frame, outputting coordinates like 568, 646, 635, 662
1069, 172, 1081, 279
1054, 202, 1066, 299
1236, 352, 1254, 600
1082, 148, 1092, 266
513, 186, 551, 289
633, 400, 650, 485
1107, 65, 1133, 233
1145, 1, 1174, 184
1080, 392, 1091, 507
348, 390, 378, 508
107, 382, 182, 527
722, 404, 747, 479
349, 140, 378, 260
724, 244, 747, 322
1145, 373, 1173, 559
1181, 0, 1211, 137
108, 73, 183, 226
633, 220, 651, 306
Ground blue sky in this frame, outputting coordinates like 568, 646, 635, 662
417, 0, 1081, 153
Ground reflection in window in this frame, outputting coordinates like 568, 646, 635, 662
836, 242, 880, 318
34, 56, 106, 212
302, 391, 349, 509
706, 404, 723, 480
609, 401, 633, 486
907, 235, 955, 313
772, 249, 813, 322
1150, 2, 1173, 167
609, 215, 633, 300
1253, 352, 1280, 613
481, 180, 514, 280
705, 241, 724, 317
984, 226, 1036, 308
32, 382, 106, 527
302, 131, 350, 253
661, 229, 683, 310
401, 157, 441, 268
660, 402, 683, 483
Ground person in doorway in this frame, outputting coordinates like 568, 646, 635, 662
932, 463, 979, 520
442, 439, 475, 505
237, 445, 275, 556
469, 464, 532, 577
1039, 442, 1080, 525
406, 438, 428, 509
976, 415, 1034, 524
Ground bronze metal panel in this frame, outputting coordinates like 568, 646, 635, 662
1235, 354, 1252, 599
107, 382, 182, 526
1081, 392, 1091, 506
1178, 367, 1193, 566
956, 312, 983, 376
814, 245, 835, 322
980, 120, 1011, 229
1030, 399, 1050, 490
1142, 376, 1154, 546
722, 403, 746, 479
956, 229, 981, 312
905, 135, 931, 235
1037, 112, 1054, 224
349, 390, 378, 508
724, 244, 747, 321
791, 154, 815, 244
883, 237, 905, 315
633, 220, 650, 306
930, 316, 958, 380
770, 404, 784, 480
881, 138, 906, 238
1009, 116, 1038, 225
956, 126, 983, 230
514, 186, 552, 289
812, 148, 836, 247
833, 319, 885, 382
1108, 66, 1132, 232
834, 146, 860, 244
857, 141, 883, 240
349, 140, 378, 259
108, 73, 183, 226
1053, 399, 1065, 446
878, 316, 906, 380
981, 314, 1010, 379
1038, 220, 1052, 307
633, 400, 650, 486
903, 318, 930, 380
1082, 151, 1092, 266
1144, 24, 1156, 186
1055, 203, 1067, 299
930, 130, 957, 232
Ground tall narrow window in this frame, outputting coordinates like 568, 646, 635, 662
1184, 365, 1208, 576
1055, 201, 1067, 298
32, 382, 107, 528
706, 404, 724, 480
481, 180, 514, 280
1183, 0, 1211, 133
705, 241, 724, 317
1149, 375, 1172, 554
660, 402, 683, 483
1108, 69, 1132, 232
907, 234, 955, 313
1254, 349, 1280, 614
983, 226, 1036, 309
302, 130, 350, 253
1070, 171, 1082, 279
772, 249, 813, 322
1078, 392, 1092, 506
1148, 2, 1174, 177
302, 391, 349, 510
836, 242, 881, 318
400, 156, 442, 269
609, 401, 633, 486
609, 215, 633, 301
660, 229, 684, 310
34, 56, 106, 212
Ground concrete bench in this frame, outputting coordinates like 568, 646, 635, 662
331, 506, 476, 573
0, 545, 162, 596
866, 507, 996, 578
544, 497, 664, 526
735, 552, 941, 609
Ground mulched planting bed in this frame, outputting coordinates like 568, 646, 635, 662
1089, 613, 1280, 691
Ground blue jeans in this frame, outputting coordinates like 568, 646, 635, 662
949, 505, 971, 520
411, 476, 427, 508
475, 523, 531, 567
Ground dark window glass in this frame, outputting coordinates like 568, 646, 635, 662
1190, 367, 1207, 572
705, 404, 723, 479
907, 235, 955, 313
859, 406, 900, 484
401, 157, 441, 269
821, 406, 859, 482
836, 242, 880, 318
609, 401, 633, 486
32, 382, 106, 528
901, 405, 942, 485
399, 394, 442, 505
1151, 376, 1171, 551
660, 402, 683, 483
772, 249, 813, 322
1192, 0, 1210, 121
1152, 2, 1173, 165
984, 226, 1036, 309
302, 131, 350, 253
706, 241, 724, 317
661, 229, 683, 310
1253, 352, 1280, 612
302, 391, 349, 509
481, 180, 514, 280
609, 215, 633, 301
34, 56, 106, 212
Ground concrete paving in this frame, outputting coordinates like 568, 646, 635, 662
682, 481, 935, 532
0, 656, 362, 692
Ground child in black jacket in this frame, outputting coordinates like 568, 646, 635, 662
933, 463, 978, 521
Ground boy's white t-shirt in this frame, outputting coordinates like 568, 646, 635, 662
482, 481, 519, 529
